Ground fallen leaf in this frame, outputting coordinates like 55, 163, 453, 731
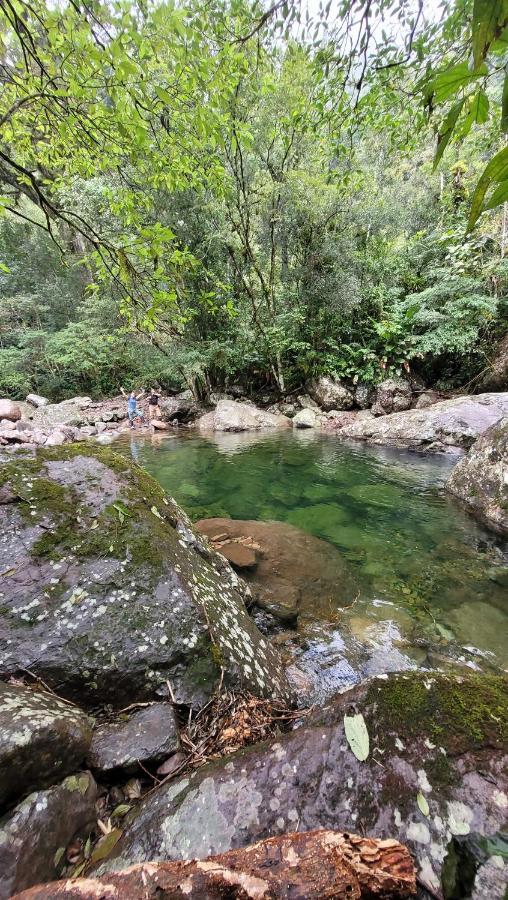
89, 829, 122, 865
111, 803, 131, 819
417, 792, 429, 817
124, 777, 142, 799
344, 711, 369, 761
151, 505, 162, 519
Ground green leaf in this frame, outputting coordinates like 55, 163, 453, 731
468, 145, 508, 229
472, 0, 508, 69
417, 792, 430, 816
344, 712, 369, 761
0, 262, 10, 273
89, 829, 122, 865
433, 99, 466, 170
502, 71, 508, 132
484, 179, 508, 209
431, 63, 486, 105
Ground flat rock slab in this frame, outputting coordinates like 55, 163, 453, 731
0, 445, 291, 709
87, 703, 180, 775
101, 672, 508, 897
14, 830, 416, 899
339, 392, 508, 451
0, 682, 93, 808
0, 771, 97, 900
447, 417, 508, 535
196, 518, 360, 624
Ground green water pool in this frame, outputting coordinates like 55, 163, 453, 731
118, 428, 508, 692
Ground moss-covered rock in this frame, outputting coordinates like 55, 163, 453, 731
0, 682, 93, 810
0, 445, 291, 709
447, 417, 508, 535
101, 672, 508, 897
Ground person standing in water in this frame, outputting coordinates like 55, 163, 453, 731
120, 387, 147, 429
148, 386, 162, 424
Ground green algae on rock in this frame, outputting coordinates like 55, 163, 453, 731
98, 672, 508, 897
0, 445, 291, 709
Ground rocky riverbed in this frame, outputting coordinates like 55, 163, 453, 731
0, 431, 507, 897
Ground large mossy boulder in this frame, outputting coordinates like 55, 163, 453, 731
100, 672, 508, 896
0, 683, 93, 809
446, 417, 508, 535
0, 445, 291, 709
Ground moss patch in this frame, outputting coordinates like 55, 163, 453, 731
366, 672, 508, 755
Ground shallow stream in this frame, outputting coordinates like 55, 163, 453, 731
119, 430, 508, 699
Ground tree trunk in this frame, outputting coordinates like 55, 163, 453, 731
13, 830, 416, 900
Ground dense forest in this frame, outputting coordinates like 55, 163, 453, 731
1, 0, 507, 401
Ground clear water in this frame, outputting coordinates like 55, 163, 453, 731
118, 429, 508, 694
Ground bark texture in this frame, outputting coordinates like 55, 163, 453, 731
13, 830, 416, 899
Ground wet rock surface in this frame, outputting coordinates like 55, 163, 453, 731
0, 445, 291, 709
0, 771, 97, 900
100, 672, 508, 896
195, 518, 360, 625
197, 399, 291, 432
14, 830, 416, 899
339, 392, 508, 451
446, 417, 508, 535
87, 703, 180, 775
0, 682, 93, 808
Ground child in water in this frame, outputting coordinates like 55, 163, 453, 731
120, 387, 147, 429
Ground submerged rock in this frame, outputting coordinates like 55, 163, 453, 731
338, 392, 508, 452
0, 682, 93, 809
16, 830, 416, 899
100, 672, 507, 897
0, 772, 97, 900
446, 418, 508, 535
195, 518, 360, 625
0, 445, 291, 709
308, 377, 354, 411
197, 399, 290, 432
87, 703, 180, 776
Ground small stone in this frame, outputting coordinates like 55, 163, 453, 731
87, 704, 180, 775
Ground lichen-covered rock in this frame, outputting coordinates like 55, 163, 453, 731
0, 683, 93, 808
197, 400, 290, 432
87, 703, 180, 775
14, 830, 416, 899
446, 418, 508, 535
374, 378, 412, 415
354, 382, 376, 409
0, 399, 22, 422
339, 392, 508, 452
0, 771, 97, 900
308, 377, 354, 411
0, 445, 291, 709
195, 518, 360, 625
101, 673, 508, 897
